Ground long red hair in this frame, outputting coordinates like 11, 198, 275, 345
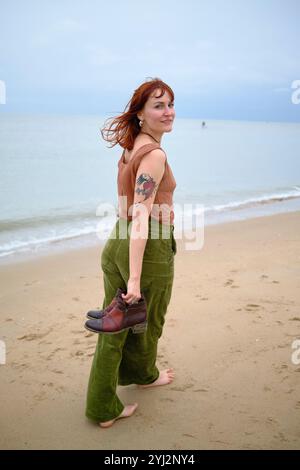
100, 77, 175, 150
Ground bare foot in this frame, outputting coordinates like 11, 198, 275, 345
138, 368, 175, 388
99, 403, 138, 428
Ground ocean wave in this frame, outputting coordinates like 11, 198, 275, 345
1, 186, 300, 259
0, 221, 115, 258
205, 187, 300, 214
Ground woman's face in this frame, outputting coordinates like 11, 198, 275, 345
138, 89, 175, 135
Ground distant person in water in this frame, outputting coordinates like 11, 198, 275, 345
202, 121, 206, 128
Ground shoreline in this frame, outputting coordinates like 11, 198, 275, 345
0, 210, 299, 449
1, 202, 300, 268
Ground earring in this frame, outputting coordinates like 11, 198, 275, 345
139, 120, 143, 127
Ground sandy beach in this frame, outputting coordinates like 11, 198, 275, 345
0, 211, 299, 450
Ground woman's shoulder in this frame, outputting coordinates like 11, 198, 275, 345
146, 147, 167, 162
135, 137, 167, 158
136, 143, 166, 164
127, 140, 166, 163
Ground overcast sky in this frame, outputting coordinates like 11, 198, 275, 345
1, 0, 299, 121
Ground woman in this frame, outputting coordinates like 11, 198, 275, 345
85, 77, 177, 428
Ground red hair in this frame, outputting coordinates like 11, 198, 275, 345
100, 77, 175, 150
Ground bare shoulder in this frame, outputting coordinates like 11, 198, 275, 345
144, 148, 167, 163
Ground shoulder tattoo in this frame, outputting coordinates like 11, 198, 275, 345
135, 173, 158, 201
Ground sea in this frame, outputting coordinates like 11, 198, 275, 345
0, 114, 299, 264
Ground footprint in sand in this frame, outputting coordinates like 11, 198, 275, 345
182, 433, 197, 439
244, 304, 261, 312
224, 279, 239, 288
33, 390, 47, 402
73, 350, 84, 357
171, 383, 194, 392
11, 362, 30, 370
274, 432, 288, 443
278, 343, 289, 349
46, 347, 66, 360
44, 382, 54, 388
24, 280, 39, 286
195, 294, 209, 300
18, 330, 51, 341
289, 317, 300, 322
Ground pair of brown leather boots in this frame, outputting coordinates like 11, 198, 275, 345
84, 288, 147, 334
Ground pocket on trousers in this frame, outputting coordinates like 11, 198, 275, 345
141, 237, 174, 279
141, 255, 174, 280
143, 237, 172, 263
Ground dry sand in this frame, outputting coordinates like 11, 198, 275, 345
0, 211, 300, 450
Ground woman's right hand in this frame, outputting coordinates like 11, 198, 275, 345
121, 277, 141, 305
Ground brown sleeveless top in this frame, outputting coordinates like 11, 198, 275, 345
117, 143, 176, 225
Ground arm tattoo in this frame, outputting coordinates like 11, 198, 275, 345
135, 173, 158, 201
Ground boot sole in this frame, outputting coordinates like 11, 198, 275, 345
84, 321, 147, 335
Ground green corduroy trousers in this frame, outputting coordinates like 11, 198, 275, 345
85, 217, 177, 423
